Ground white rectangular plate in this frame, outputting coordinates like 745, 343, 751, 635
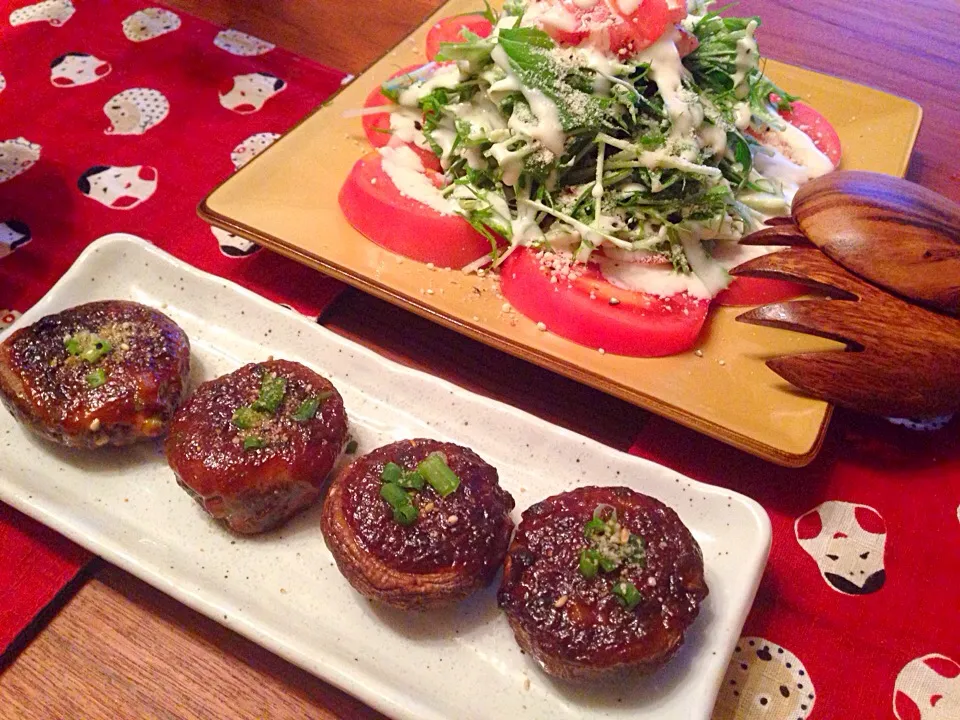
0, 234, 771, 720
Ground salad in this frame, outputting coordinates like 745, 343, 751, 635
339, 0, 842, 356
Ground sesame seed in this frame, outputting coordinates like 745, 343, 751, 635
598, 348, 605, 355
396, 256, 403, 264
609, 297, 620, 306
694, 349, 703, 357
501, 303, 511, 313
647, 576, 657, 587
370, 178, 377, 185
424, 502, 435, 512
427, 262, 435, 270
120, 343, 130, 351
446, 514, 459, 525
426, 289, 434, 295
472, 315, 480, 322
523, 677, 531, 691
89, 418, 101, 432
536, 322, 547, 332
718, 359, 726, 366
553, 594, 568, 608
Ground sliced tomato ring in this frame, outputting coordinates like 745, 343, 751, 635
714, 276, 809, 306
426, 15, 493, 61
500, 247, 709, 357
339, 151, 493, 268
361, 64, 441, 171
778, 100, 842, 168
675, 25, 699, 57
537, 0, 670, 54
664, 0, 687, 23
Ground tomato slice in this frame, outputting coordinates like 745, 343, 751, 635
425, 15, 493, 61
714, 276, 808, 306
675, 25, 699, 57
538, 0, 670, 54
361, 64, 442, 171
664, 0, 687, 23
339, 151, 493, 268
779, 100, 842, 168
500, 247, 709, 357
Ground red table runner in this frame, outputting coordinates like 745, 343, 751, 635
0, 0, 346, 655
2, 2, 959, 719
632, 412, 960, 719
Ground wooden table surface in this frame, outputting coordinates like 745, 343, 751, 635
1, 1, 958, 718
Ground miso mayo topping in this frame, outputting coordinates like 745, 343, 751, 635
397, 64, 463, 107
491, 44, 567, 156
378, 145, 455, 215
598, 257, 712, 298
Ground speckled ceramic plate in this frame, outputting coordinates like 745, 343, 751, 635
199, 0, 922, 467
0, 234, 770, 720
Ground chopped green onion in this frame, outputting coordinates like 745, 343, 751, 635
64, 333, 112, 363
251, 372, 287, 414
345, 440, 359, 454
598, 554, 619, 573
291, 396, 320, 422
417, 453, 460, 497
583, 517, 607, 537
380, 482, 419, 525
612, 581, 642, 610
231, 405, 261, 430
81, 339, 112, 364
579, 548, 600, 578
381, 462, 403, 484
380, 482, 410, 508
397, 470, 425, 491
243, 435, 266, 451
85, 368, 107, 388
393, 503, 419, 526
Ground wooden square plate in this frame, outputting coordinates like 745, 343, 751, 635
199, 0, 922, 467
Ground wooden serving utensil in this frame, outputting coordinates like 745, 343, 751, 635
733, 171, 960, 418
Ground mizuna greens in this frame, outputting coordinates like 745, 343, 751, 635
375, 0, 836, 298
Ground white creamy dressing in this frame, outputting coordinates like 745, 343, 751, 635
697, 122, 727, 158
397, 64, 463, 107
733, 101, 752, 130
378, 145, 454, 215
537, 3, 580, 33
636, 32, 701, 142
388, 107, 426, 145
731, 20, 758, 89
754, 120, 834, 200
598, 258, 712, 298
490, 44, 567, 157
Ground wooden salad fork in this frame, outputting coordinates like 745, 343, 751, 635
732, 171, 960, 418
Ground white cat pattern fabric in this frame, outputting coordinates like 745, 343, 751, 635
214, 29, 274, 56
50, 52, 112, 88
0, 138, 41, 184
231, 132, 281, 169
0, 221, 31, 260
103, 88, 169, 135
122, 8, 180, 42
9, 0, 75, 27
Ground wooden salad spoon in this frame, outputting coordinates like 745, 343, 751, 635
732, 171, 960, 418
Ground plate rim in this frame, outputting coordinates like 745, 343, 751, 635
0, 232, 773, 720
